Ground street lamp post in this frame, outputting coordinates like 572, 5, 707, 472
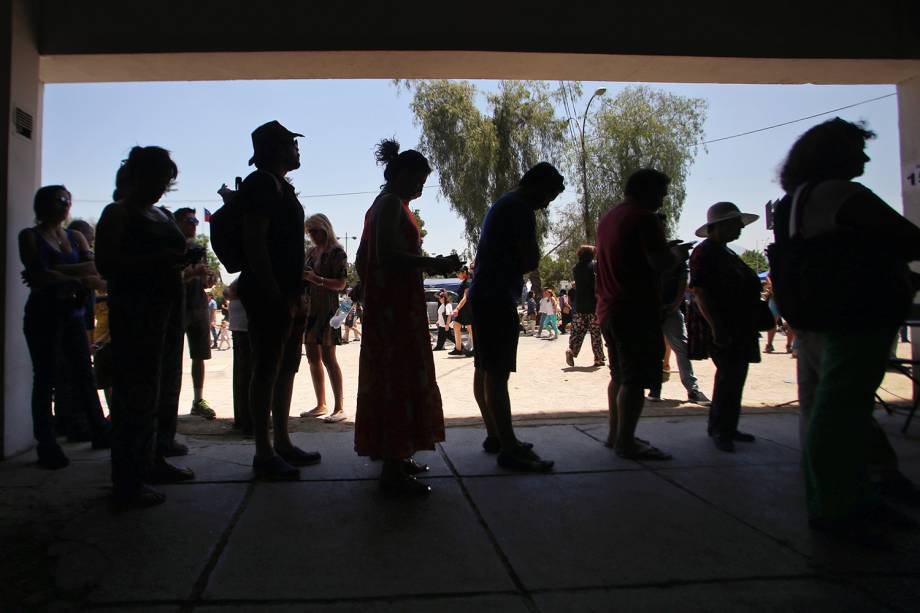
337, 234, 358, 255
580, 87, 606, 243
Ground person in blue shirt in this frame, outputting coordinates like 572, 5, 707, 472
469, 163, 564, 472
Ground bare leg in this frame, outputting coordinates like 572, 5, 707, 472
271, 369, 297, 451
662, 339, 672, 371
452, 321, 463, 349
305, 344, 327, 414
191, 358, 205, 393
605, 377, 619, 447
483, 369, 516, 448
321, 345, 344, 414
615, 383, 646, 452
467, 325, 474, 349
473, 367, 498, 437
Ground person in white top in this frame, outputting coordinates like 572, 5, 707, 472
536, 289, 560, 340
225, 281, 252, 435
433, 291, 454, 351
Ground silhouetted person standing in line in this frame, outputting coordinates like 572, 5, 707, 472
470, 162, 564, 471
173, 208, 218, 421
19, 187, 111, 469
354, 139, 460, 495
96, 147, 194, 506
595, 169, 690, 460
238, 121, 321, 480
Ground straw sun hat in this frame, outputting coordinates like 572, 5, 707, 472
695, 202, 759, 238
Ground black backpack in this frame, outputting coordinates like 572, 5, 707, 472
210, 171, 282, 273
767, 183, 912, 331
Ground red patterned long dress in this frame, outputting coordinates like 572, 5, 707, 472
354, 193, 445, 459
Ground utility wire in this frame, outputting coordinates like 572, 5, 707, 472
700, 92, 896, 145
73, 183, 442, 204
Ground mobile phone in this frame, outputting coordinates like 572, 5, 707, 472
234, 176, 242, 190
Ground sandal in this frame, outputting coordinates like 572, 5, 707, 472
497, 446, 554, 473
323, 411, 347, 423
482, 436, 533, 454
402, 458, 430, 475
615, 441, 672, 461
300, 406, 328, 418
379, 473, 431, 496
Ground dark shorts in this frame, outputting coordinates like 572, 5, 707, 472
184, 307, 212, 361
471, 301, 520, 373
601, 315, 663, 389
246, 309, 305, 375
455, 306, 473, 327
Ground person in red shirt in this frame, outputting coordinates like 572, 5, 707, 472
595, 169, 691, 460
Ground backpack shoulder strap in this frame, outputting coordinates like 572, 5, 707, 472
788, 182, 814, 239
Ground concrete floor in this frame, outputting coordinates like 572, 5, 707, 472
2, 411, 919, 612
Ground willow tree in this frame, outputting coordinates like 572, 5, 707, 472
585, 86, 707, 238
405, 80, 568, 248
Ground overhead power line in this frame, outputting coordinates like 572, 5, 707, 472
700, 92, 896, 145
73, 183, 442, 204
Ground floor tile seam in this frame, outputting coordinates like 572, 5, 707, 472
643, 466, 818, 563
815, 571, 912, 613
645, 460, 802, 471
84, 589, 525, 609
526, 571, 831, 594
454, 467, 649, 478
178, 480, 256, 613
435, 443, 542, 613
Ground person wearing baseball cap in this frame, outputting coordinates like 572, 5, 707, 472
237, 120, 321, 480
688, 201, 761, 453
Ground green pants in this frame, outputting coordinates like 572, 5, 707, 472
801, 326, 895, 521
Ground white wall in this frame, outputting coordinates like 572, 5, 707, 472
3, 0, 42, 457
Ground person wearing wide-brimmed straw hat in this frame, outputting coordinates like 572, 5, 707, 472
687, 202, 762, 453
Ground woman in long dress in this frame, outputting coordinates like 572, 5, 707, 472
354, 139, 460, 495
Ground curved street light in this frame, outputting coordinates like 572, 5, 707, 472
580, 87, 606, 242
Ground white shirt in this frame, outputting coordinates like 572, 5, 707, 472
539, 297, 555, 315
437, 302, 453, 328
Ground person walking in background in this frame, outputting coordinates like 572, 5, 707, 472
300, 213, 348, 424
355, 138, 460, 495
433, 290, 453, 351
596, 169, 691, 460
236, 120, 321, 480
449, 266, 474, 356
524, 290, 537, 334
647, 238, 709, 404
566, 245, 606, 367
688, 202, 762, 453
225, 280, 252, 436
537, 288, 559, 340
95, 147, 194, 506
19, 186, 111, 470
173, 207, 217, 420
470, 162, 564, 471
208, 293, 219, 349
771, 118, 920, 539
342, 297, 362, 343
559, 289, 572, 334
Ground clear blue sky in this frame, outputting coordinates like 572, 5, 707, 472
42, 79, 902, 264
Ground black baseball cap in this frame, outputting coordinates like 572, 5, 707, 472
248, 120, 304, 165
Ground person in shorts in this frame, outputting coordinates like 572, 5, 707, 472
470, 162, 565, 472
174, 208, 217, 420
595, 169, 691, 460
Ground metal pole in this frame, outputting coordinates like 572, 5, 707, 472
581, 91, 603, 243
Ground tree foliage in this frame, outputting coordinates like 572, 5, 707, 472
584, 86, 707, 239
406, 80, 568, 248
740, 249, 769, 274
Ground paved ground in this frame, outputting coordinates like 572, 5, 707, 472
2, 332, 919, 611
2, 411, 920, 611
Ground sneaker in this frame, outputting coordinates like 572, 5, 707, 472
565, 350, 575, 367
447, 349, 465, 356
646, 394, 662, 402
764, 344, 775, 353
190, 399, 216, 420
160, 440, 189, 457
253, 454, 300, 481
148, 459, 195, 483
687, 389, 710, 404
593, 360, 606, 368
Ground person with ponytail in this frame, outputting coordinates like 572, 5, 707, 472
95, 146, 194, 507
354, 138, 461, 495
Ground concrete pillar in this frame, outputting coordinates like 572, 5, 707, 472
1, 0, 42, 458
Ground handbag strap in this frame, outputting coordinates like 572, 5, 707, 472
788, 183, 811, 239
